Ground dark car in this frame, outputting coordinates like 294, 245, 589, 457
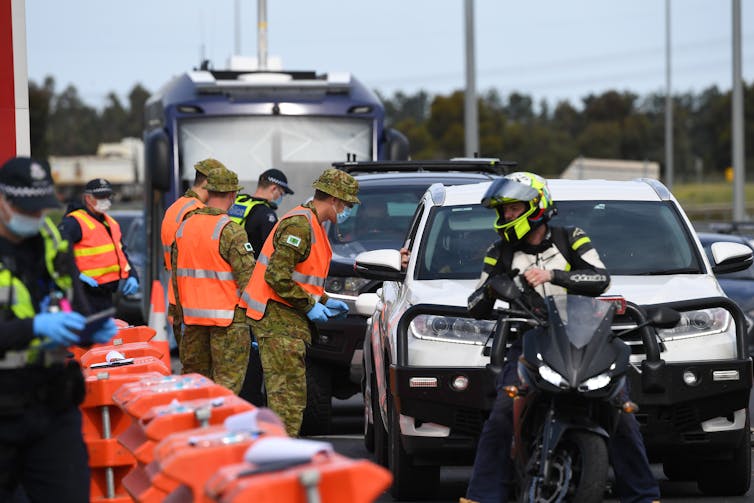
300, 158, 512, 435
698, 232, 754, 353
110, 209, 147, 326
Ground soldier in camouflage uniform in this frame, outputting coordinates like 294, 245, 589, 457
171, 166, 256, 394
241, 168, 359, 436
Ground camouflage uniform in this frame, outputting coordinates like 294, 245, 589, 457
171, 167, 255, 394
250, 168, 359, 436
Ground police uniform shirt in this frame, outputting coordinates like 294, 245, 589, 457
0, 233, 52, 350
243, 198, 277, 259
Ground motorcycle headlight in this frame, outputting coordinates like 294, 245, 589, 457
657, 308, 731, 341
325, 276, 371, 297
409, 315, 496, 345
538, 364, 569, 389
578, 372, 611, 391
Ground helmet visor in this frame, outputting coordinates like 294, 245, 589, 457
481, 178, 540, 208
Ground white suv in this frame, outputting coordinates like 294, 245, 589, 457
355, 178, 753, 500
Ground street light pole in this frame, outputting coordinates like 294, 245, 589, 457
464, 0, 479, 157
732, 0, 745, 220
665, 0, 674, 190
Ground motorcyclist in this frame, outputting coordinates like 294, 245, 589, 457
462, 172, 660, 503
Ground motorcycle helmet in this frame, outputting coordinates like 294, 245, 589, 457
481, 172, 555, 243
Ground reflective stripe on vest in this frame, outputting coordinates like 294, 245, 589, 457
241, 205, 331, 320
174, 213, 238, 326
228, 196, 269, 226
161, 195, 204, 304
70, 209, 130, 284
40, 216, 72, 291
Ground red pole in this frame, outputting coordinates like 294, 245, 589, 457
0, 0, 29, 162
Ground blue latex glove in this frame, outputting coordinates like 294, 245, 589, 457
121, 277, 139, 296
324, 298, 349, 319
90, 318, 118, 344
79, 272, 98, 288
306, 302, 336, 323
32, 311, 85, 347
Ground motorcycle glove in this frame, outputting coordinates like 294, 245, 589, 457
79, 272, 99, 288
121, 277, 139, 296
33, 311, 86, 347
306, 302, 337, 323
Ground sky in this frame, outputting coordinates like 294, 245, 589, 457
25, 0, 754, 110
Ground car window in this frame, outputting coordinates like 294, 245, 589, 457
417, 205, 497, 280
329, 186, 427, 257
551, 200, 704, 275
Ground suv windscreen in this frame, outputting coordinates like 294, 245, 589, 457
552, 200, 704, 275
329, 186, 428, 258
416, 200, 704, 280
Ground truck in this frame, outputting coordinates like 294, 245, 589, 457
142, 62, 409, 416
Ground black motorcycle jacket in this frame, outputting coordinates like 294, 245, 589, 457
468, 225, 610, 318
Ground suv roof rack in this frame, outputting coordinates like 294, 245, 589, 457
332, 158, 516, 176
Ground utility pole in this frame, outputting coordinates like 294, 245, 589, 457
732, 0, 745, 220
464, 0, 479, 157
665, 0, 674, 189
234, 0, 241, 55
258, 0, 268, 70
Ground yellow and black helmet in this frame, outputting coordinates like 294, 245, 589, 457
481, 172, 555, 242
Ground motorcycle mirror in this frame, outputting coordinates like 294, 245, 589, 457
488, 275, 521, 301
646, 306, 681, 329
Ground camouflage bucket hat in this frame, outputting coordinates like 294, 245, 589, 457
312, 168, 360, 204
205, 166, 243, 193
194, 158, 226, 176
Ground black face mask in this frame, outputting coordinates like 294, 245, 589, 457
514, 228, 552, 255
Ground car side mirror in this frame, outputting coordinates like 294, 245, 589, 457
710, 241, 753, 274
354, 249, 405, 282
145, 129, 171, 192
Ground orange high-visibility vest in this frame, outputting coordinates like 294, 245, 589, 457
161, 195, 205, 304
69, 209, 130, 285
241, 206, 332, 320
174, 213, 239, 327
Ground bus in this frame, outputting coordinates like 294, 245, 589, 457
142, 65, 409, 314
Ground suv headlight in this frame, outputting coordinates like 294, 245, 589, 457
409, 314, 496, 345
325, 276, 371, 297
657, 307, 731, 341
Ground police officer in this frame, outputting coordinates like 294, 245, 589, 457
171, 166, 255, 394
59, 178, 139, 314
228, 168, 294, 259
240, 168, 357, 437
0, 157, 117, 501
160, 158, 221, 347
462, 172, 659, 503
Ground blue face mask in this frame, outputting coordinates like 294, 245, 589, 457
336, 205, 352, 225
7, 211, 44, 237
272, 195, 283, 206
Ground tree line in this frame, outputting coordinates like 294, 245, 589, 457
29, 76, 753, 181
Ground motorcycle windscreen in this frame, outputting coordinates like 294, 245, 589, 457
538, 295, 617, 387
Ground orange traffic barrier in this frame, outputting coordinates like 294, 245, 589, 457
80, 342, 166, 370
152, 409, 288, 500
69, 324, 171, 371
112, 374, 234, 502
204, 438, 392, 503
80, 350, 171, 503
146, 279, 170, 369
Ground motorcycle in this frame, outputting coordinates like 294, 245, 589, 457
486, 276, 679, 503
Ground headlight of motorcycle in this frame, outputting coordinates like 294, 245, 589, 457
578, 372, 611, 391
538, 364, 569, 389
325, 276, 371, 297
657, 308, 731, 341
409, 315, 496, 345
